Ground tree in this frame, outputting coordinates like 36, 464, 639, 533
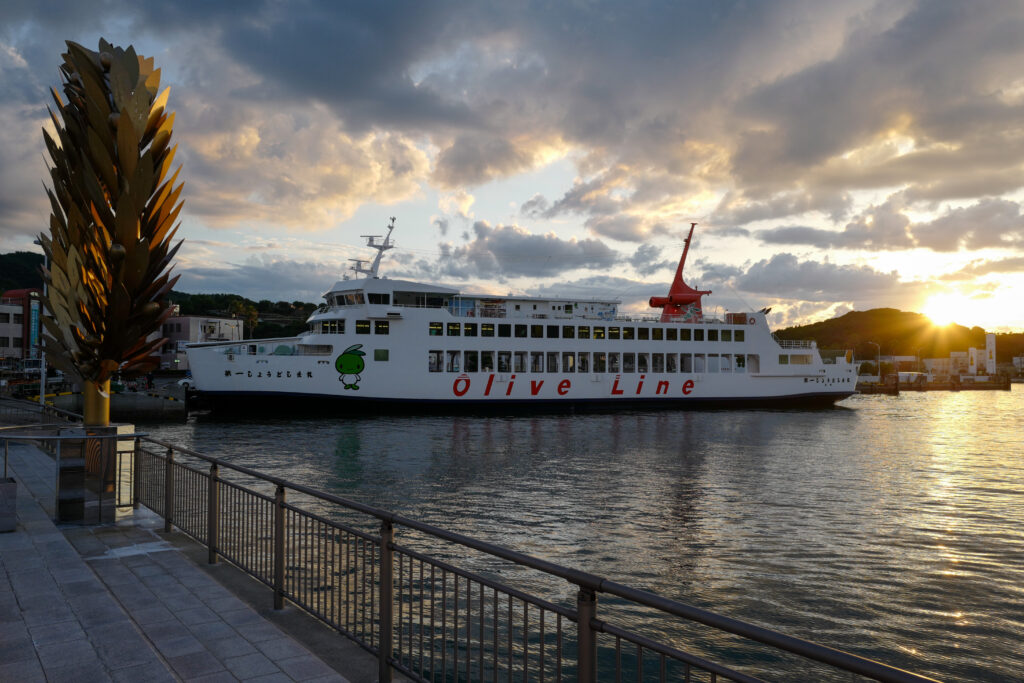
38, 39, 183, 426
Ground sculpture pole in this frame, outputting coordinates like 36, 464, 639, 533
39, 39, 184, 426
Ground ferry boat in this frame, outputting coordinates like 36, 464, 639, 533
185, 220, 857, 410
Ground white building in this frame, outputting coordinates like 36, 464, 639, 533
155, 316, 243, 371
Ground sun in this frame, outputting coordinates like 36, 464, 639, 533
921, 293, 968, 327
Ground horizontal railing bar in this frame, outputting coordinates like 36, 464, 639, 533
138, 436, 940, 683
393, 544, 576, 620
596, 580, 940, 683
598, 621, 766, 683
1, 432, 149, 440
280, 502, 378, 543
218, 478, 275, 504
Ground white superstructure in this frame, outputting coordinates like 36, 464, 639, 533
186, 221, 856, 410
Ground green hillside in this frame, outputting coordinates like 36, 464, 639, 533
0, 252, 44, 292
774, 308, 1024, 363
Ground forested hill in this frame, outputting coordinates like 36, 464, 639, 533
0, 252, 44, 291
774, 308, 1024, 362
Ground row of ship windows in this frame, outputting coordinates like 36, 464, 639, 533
430, 322, 746, 342
427, 350, 767, 374
311, 320, 389, 335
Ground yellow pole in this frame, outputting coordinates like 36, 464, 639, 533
83, 379, 110, 427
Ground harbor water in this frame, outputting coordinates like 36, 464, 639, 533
147, 387, 1024, 681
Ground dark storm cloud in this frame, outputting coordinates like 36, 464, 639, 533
628, 244, 674, 276
912, 198, 1024, 252
736, 253, 904, 303
176, 257, 344, 302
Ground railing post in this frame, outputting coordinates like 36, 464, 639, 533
207, 463, 219, 564
163, 446, 174, 533
378, 520, 394, 683
274, 484, 286, 610
132, 437, 140, 510
577, 587, 597, 683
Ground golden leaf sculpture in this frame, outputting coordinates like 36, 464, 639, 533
39, 39, 183, 425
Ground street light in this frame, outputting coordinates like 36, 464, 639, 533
32, 239, 46, 406
867, 341, 880, 378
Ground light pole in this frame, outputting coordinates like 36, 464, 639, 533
32, 239, 46, 406
867, 341, 880, 378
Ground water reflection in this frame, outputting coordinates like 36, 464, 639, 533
151, 388, 1024, 680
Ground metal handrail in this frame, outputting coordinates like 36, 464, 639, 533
140, 435, 940, 683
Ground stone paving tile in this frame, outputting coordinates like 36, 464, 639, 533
36, 637, 101, 670
44, 659, 114, 683
223, 651, 281, 678
0, 656, 46, 682
187, 672, 240, 683
254, 634, 312, 661
276, 654, 338, 681
236, 618, 289, 644
203, 633, 260, 660
110, 661, 179, 683
28, 618, 87, 647
167, 650, 227, 679
88, 621, 159, 671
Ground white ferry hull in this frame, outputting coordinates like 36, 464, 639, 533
186, 221, 856, 412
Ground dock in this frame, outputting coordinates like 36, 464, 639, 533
1, 438, 378, 682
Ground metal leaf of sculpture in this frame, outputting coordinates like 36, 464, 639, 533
39, 39, 183, 424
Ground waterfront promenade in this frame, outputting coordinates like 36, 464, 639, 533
1, 439, 376, 682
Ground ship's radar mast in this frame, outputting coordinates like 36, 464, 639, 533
348, 217, 396, 279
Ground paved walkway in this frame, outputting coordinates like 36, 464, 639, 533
1, 440, 358, 682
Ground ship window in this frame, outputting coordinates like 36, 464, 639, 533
531, 325, 543, 338
652, 354, 664, 372
562, 326, 575, 339
594, 352, 607, 373
694, 353, 706, 372
735, 330, 745, 342
374, 349, 389, 361
374, 321, 389, 335
546, 325, 559, 338
747, 354, 761, 373
562, 352, 575, 373
481, 351, 494, 372
515, 305, 520, 311
681, 354, 693, 373
736, 355, 746, 372
721, 329, 732, 342
622, 327, 634, 340
368, 293, 390, 305
497, 351, 511, 373
638, 353, 649, 373
465, 351, 479, 373
323, 320, 343, 334
429, 322, 443, 336
514, 351, 527, 372
547, 352, 559, 373
638, 328, 649, 341
577, 352, 590, 373
623, 353, 635, 373
791, 354, 812, 365
578, 326, 590, 339
356, 320, 371, 335
531, 352, 544, 372
447, 323, 461, 336
481, 323, 495, 337
446, 351, 461, 372
428, 351, 443, 372
464, 323, 478, 337
693, 329, 704, 342
608, 353, 620, 373
593, 326, 605, 340
609, 327, 621, 340
499, 324, 512, 337
708, 329, 718, 342
706, 354, 719, 372
515, 325, 527, 338
667, 328, 678, 341
720, 354, 732, 372
667, 354, 677, 372
652, 328, 663, 341
779, 355, 789, 365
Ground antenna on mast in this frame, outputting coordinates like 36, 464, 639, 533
349, 217, 396, 278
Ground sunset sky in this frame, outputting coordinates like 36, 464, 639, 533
2, 1, 1023, 331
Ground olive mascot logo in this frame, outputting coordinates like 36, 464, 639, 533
336, 345, 366, 390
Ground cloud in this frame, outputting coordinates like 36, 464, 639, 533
912, 198, 1024, 252
404, 221, 619, 280
174, 256, 346, 302
735, 253, 907, 304
628, 244, 674, 276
